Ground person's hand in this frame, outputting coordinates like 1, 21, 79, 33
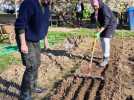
21, 44, 28, 54
96, 32, 101, 39
96, 27, 100, 32
19, 33, 28, 54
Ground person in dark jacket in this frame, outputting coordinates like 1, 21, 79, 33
90, 0, 117, 67
15, 0, 50, 99
75, 0, 84, 26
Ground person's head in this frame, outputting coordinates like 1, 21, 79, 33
90, 0, 99, 11
40, 0, 50, 5
78, 0, 82, 4
67, 0, 71, 2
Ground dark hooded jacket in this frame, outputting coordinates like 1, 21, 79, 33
96, 0, 117, 38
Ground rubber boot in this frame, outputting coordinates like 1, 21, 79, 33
100, 57, 109, 67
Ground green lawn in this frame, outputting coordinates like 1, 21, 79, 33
0, 54, 20, 73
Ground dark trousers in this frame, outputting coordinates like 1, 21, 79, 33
76, 12, 83, 20
17, 40, 41, 100
76, 12, 83, 26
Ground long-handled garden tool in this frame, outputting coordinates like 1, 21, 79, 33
74, 34, 104, 80
79, 33, 97, 75
72, 30, 105, 80
121, 31, 124, 50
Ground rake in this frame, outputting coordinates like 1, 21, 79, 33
79, 33, 97, 75
73, 32, 104, 80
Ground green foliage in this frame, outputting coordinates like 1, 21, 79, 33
0, 54, 19, 72
83, 6, 90, 19
116, 30, 134, 37
118, 1, 128, 13
40, 31, 69, 48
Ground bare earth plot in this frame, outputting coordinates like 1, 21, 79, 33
0, 36, 134, 100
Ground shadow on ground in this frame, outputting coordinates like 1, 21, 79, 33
0, 76, 20, 98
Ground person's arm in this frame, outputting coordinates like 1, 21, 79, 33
96, 26, 104, 39
44, 34, 49, 49
98, 27, 105, 33
15, 1, 34, 53
81, 3, 84, 11
44, 5, 50, 49
96, 19, 105, 38
97, 6, 111, 33
101, 6, 111, 29
19, 33, 28, 53
75, 3, 78, 11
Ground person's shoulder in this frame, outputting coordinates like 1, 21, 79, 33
22, 0, 36, 5
101, 4, 111, 12
102, 4, 111, 10
20, 0, 38, 9
101, 4, 112, 16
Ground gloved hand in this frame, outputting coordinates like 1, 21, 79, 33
96, 32, 101, 39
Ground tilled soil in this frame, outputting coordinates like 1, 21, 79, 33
0, 37, 134, 100
50, 37, 134, 100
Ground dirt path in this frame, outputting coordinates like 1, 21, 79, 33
0, 37, 134, 100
